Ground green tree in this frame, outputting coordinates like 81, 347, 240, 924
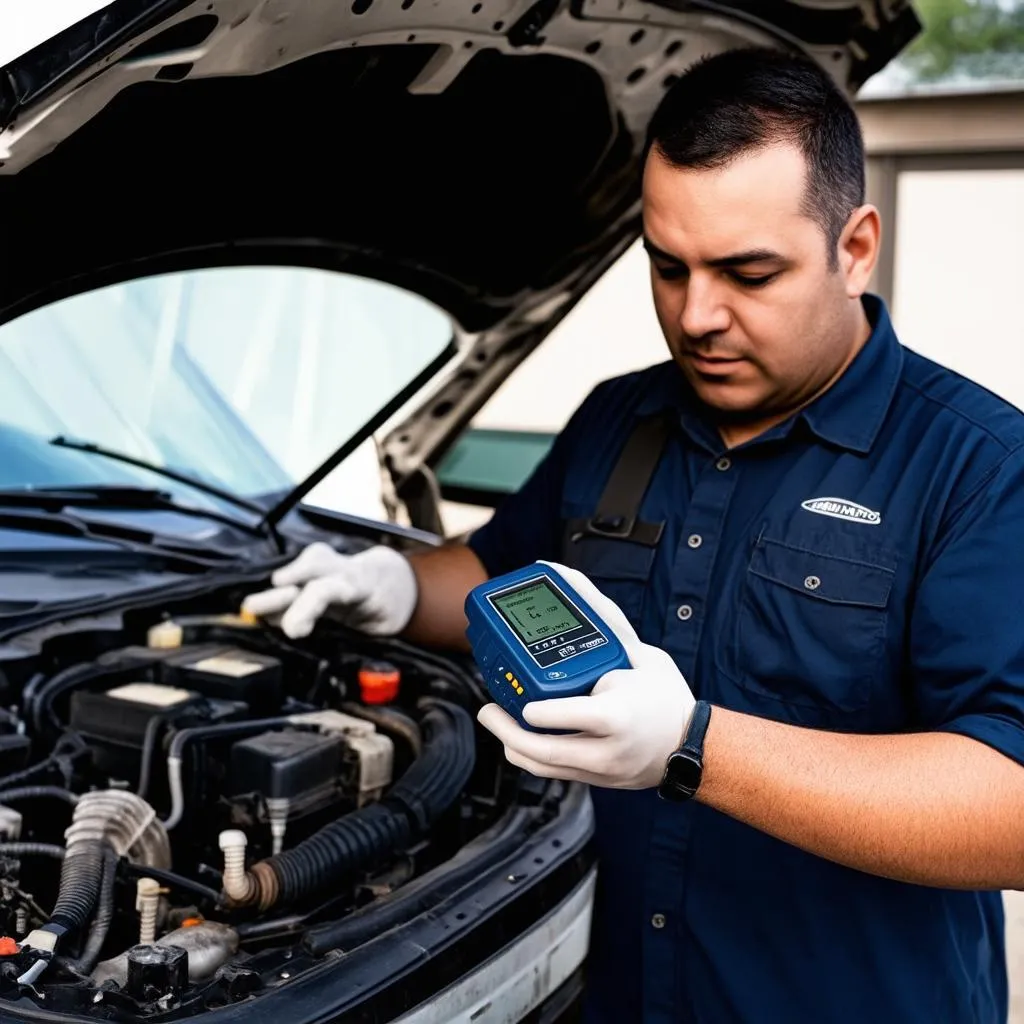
898, 0, 1024, 81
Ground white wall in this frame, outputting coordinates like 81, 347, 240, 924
472, 241, 668, 433
892, 168, 1024, 408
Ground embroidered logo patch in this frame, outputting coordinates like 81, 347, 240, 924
800, 497, 881, 526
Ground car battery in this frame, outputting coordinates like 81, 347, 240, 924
160, 646, 283, 714
69, 681, 246, 786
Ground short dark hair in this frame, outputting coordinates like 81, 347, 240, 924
645, 47, 865, 268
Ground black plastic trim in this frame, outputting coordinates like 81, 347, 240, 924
295, 503, 443, 549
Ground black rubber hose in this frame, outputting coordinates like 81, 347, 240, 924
119, 861, 220, 905
387, 698, 476, 831
0, 842, 65, 859
136, 713, 170, 800
304, 806, 533, 956
49, 841, 105, 937
71, 848, 117, 974
0, 762, 58, 790
265, 699, 475, 905
0, 734, 84, 790
268, 804, 411, 904
20, 672, 47, 726
31, 663, 110, 733
0, 786, 78, 805
236, 913, 309, 942
168, 716, 302, 761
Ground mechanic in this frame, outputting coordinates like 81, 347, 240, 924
244, 47, 1024, 1024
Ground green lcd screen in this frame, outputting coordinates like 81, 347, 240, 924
492, 580, 583, 645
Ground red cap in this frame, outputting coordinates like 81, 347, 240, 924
0, 937, 20, 956
358, 662, 401, 705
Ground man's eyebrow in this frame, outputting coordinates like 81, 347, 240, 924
642, 237, 786, 268
706, 249, 785, 268
642, 237, 683, 264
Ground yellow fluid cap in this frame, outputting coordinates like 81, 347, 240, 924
147, 620, 184, 649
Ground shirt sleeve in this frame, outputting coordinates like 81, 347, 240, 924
466, 384, 602, 578
912, 444, 1024, 766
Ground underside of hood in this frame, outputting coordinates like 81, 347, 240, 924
0, 0, 919, 499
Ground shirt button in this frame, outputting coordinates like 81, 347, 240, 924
687, 534, 703, 549
716, 457, 732, 472
804, 575, 821, 591
676, 604, 693, 621
651, 913, 666, 929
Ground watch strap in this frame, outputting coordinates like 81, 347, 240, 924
681, 699, 712, 758
656, 700, 712, 802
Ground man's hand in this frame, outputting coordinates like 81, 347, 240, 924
242, 542, 418, 638
477, 562, 696, 790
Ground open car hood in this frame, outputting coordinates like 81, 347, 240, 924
0, 0, 919, 520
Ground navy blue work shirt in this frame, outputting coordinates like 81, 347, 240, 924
468, 296, 1024, 1024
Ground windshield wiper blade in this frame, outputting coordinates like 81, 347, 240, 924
0, 508, 244, 572
49, 436, 266, 516
46, 439, 285, 551
0, 485, 269, 540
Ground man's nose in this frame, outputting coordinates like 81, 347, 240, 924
679, 277, 731, 339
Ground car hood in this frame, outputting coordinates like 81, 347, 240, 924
0, 0, 919, 515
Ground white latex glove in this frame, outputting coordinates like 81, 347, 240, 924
477, 561, 696, 790
241, 542, 418, 638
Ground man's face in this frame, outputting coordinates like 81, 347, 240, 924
642, 143, 859, 428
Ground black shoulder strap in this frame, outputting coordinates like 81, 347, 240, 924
566, 411, 672, 548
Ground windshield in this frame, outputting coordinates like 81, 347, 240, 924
0, 266, 454, 506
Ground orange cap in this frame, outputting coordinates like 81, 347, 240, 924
358, 662, 401, 705
0, 937, 19, 956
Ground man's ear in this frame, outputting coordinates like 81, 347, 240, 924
838, 204, 881, 298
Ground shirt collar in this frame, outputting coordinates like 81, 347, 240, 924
634, 295, 903, 456
797, 295, 903, 454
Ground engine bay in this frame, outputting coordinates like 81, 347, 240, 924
0, 579, 543, 1020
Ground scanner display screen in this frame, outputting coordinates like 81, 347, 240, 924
491, 580, 583, 645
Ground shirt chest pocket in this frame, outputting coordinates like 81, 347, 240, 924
734, 537, 895, 724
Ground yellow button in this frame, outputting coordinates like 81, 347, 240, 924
515, 686, 524, 695
505, 672, 513, 681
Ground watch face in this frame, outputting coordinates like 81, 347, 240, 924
663, 751, 702, 799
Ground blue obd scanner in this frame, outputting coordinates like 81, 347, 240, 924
465, 563, 630, 731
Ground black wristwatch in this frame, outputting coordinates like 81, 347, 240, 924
657, 700, 712, 802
